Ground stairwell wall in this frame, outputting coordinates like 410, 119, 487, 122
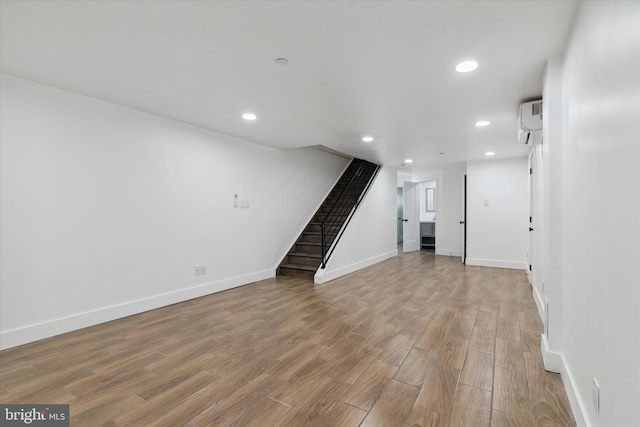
314, 166, 398, 284
0, 74, 349, 349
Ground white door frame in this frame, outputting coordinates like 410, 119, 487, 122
528, 150, 535, 284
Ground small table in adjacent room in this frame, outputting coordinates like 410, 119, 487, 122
420, 222, 436, 251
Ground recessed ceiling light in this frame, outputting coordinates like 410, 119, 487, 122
439, 152, 445, 155
475, 120, 490, 127
404, 159, 413, 163
485, 152, 495, 156
242, 113, 257, 121
362, 136, 374, 143
275, 58, 289, 66
455, 61, 478, 73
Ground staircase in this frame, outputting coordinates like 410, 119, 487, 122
277, 158, 380, 280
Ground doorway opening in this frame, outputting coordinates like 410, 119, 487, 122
401, 177, 439, 255
419, 180, 437, 253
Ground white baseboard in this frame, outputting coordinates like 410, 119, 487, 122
435, 248, 462, 257
540, 335, 589, 427
541, 333, 562, 373
465, 258, 527, 270
559, 353, 590, 427
0, 269, 275, 350
315, 250, 398, 284
532, 285, 546, 320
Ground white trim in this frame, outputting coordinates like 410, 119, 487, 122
532, 284, 546, 320
539, 336, 589, 427
0, 269, 275, 350
464, 258, 527, 270
314, 250, 397, 284
541, 334, 562, 373
435, 248, 462, 257
560, 353, 590, 427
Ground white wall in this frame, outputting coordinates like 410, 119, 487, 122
466, 157, 528, 269
315, 166, 398, 284
557, 1, 640, 426
0, 74, 349, 349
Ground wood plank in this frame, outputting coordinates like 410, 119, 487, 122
492, 367, 531, 420
375, 333, 416, 366
448, 384, 492, 427
433, 336, 469, 370
272, 377, 350, 426
113, 370, 216, 426
341, 359, 398, 411
328, 345, 382, 384
393, 347, 435, 387
269, 357, 335, 406
404, 406, 447, 427
495, 338, 525, 371
470, 326, 496, 354
460, 350, 494, 391
359, 380, 420, 427
414, 363, 460, 415
530, 386, 576, 426
316, 401, 367, 427
491, 410, 534, 427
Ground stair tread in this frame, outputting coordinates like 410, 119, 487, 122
280, 264, 318, 271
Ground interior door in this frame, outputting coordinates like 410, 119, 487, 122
460, 174, 467, 264
528, 151, 535, 284
397, 187, 404, 244
403, 182, 419, 252
461, 174, 467, 263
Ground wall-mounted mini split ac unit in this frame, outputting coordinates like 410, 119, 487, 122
518, 100, 543, 145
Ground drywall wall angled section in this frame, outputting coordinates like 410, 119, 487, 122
0, 74, 349, 349
559, 1, 640, 426
466, 157, 528, 270
315, 166, 398, 284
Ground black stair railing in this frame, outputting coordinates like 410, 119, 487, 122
320, 160, 380, 268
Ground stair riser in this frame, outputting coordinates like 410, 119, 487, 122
295, 243, 322, 254
319, 205, 356, 215
279, 267, 315, 280
299, 233, 321, 243
287, 255, 321, 267
306, 225, 341, 234
312, 214, 348, 224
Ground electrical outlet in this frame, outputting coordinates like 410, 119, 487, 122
201, 264, 207, 275
194, 265, 201, 276
592, 378, 600, 414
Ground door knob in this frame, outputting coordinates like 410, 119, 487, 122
459, 221, 465, 224
529, 227, 534, 231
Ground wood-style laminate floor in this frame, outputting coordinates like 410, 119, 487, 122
0, 252, 576, 426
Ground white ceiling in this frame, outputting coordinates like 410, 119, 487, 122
0, 0, 579, 172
